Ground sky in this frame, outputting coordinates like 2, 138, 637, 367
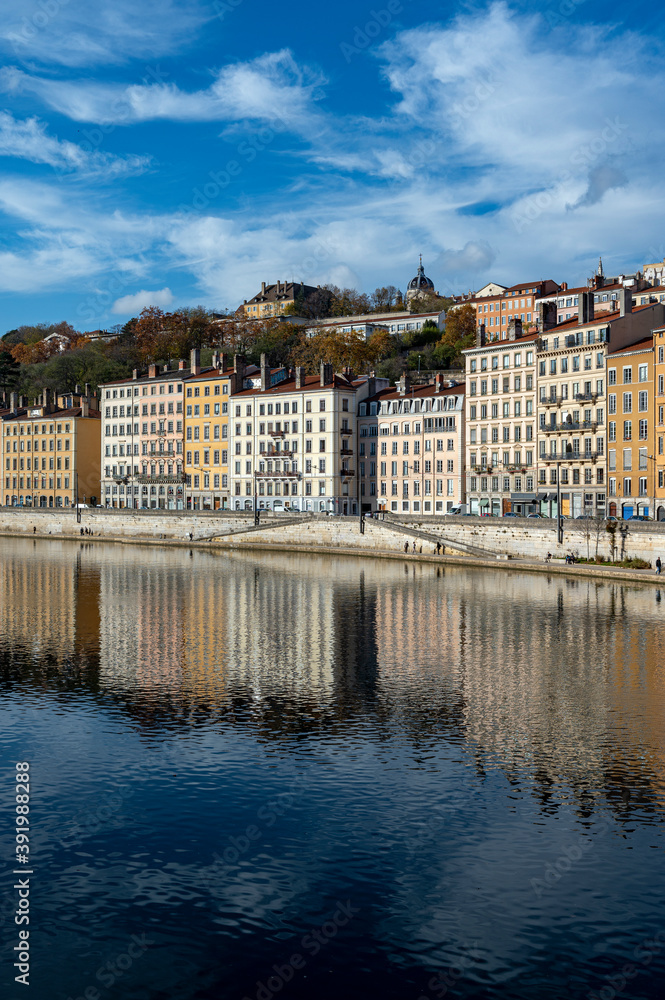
0, 0, 664, 332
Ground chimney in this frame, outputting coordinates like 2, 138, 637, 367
75, 383, 81, 395
221, 353, 229, 372
261, 281, 266, 294
133, 369, 138, 380
618, 287, 633, 317
476, 322, 486, 347
82, 398, 89, 417
52, 390, 57, 406
10, 391, 18, 413
507, 317, 522, 341
178, 359, 186, 370
84, 383, 90, 400
578, 291, 595, 325
320, 361, 333, 386
162, 364, 169, 373
398, 373, 411, 395
234, 354, 246, 379
561, 282, 568, 291
260, 353, 270, 391
190, 348, 201, 375
212, 351, 219, 369
342, 366, 354, 381
295, 366, 306, 389
538, 301, 557, 332
434, 372, 445, 393
148, 363, 157, 378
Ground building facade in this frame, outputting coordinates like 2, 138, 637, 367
464, 325, 539, 516
99, 361, 189, 509
229, 361, 387, 513
183, 352, 259, 511
242, 280, 319, 319
357, 374, 465, 515
606, 337, 655, 519
2, 388, 100, 508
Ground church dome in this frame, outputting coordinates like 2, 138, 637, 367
407, 255, 435, 296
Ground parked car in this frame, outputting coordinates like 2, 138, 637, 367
628, 514, 652, 521
503, 512, 519, 517
526, 513, 545, 518
605, 515, 619, 522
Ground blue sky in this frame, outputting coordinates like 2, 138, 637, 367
0, 0, 664, 332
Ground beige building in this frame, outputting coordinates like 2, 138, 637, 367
357, 374, 465, 515
463, 323, 539, 516
242, 280, 319, 319
229, 360, 387, 514
3, 388, 101, 508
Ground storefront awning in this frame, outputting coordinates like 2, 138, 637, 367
511, 493, 537, 502
479, 499, 490, 507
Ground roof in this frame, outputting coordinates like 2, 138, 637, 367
608, 336, 654, 357
3, 406, 101, 422
464, 331, 540, 352
362, 381, 465, 404
245, 281, 319, 306
231, 371, 361, 397
101, 369, 192, 387
184, 364, 259, 382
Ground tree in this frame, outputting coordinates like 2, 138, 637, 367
0, 350, 20, 395
371, 286, 398, 312
407, 291, 453, 314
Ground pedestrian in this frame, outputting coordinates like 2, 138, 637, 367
412, 540, 416, 553
546, 551, 552, 563
436, 541, 441, 555
80, 527, 84, 536
33, 526, 36, 534
656, 556, 662, 575
404, 541, 409, 554
419, 545, 422, 554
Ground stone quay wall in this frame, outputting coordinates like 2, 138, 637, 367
1, 509, 665, 565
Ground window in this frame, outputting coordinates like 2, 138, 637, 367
623, 367, 632, 383
623, 393, 632, 413
638, 364, 648, 382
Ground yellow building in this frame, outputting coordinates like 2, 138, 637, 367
652, 326, 665, 520
183, 353, 257, 510
241, 280, 318, 319
606, 337, 655, 518
2, 388, 101, 508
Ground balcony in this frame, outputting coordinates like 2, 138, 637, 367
340, 448, 354, 456
541, 421, 597, 433
574, 392, 599, 402
268, 430, 285, 438
137, 474, 186, 484
340, 469, 355, 478
261, 448, 294, 457
255, 470, 301, 479
339, 426, 352, 436
542, 451, 599, 464
542, 396, 564, 407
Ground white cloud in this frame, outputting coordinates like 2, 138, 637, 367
112, 288, 174, 314
1, 50, 324, 127
0, 111, 150, 176
0, 0, 208, 67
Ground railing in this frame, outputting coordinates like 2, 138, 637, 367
255, 471, 301, 478
339, 427, 352, 435
260, 449, 294, 457
137, 474, 186, 484
575, 392, 599, 402
340, 448, 354, 456
268, 430, 285, 438
542, 421, 597, 433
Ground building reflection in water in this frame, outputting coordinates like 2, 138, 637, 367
0, 538, 663, 816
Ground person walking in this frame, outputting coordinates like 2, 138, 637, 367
404, 541, 408, 554
412, 539, 417, 553
656, 556, 662, 575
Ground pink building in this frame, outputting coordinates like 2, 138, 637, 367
357, 374, 466, 514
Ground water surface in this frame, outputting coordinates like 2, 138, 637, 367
1, 538, 664, 999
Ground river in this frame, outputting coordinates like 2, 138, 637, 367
1, 538, 664, 999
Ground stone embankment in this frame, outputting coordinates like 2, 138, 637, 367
1, 509, 664, 584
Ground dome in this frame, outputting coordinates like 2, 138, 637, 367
407, 255, 435, 296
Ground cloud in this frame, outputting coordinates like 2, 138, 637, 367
0, 0, 208, 67
1, 50, 325, 127
436, 241, 497, 274
570, 165, 628, 209
112, 288, 174, 314
0, 111, 150, 176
